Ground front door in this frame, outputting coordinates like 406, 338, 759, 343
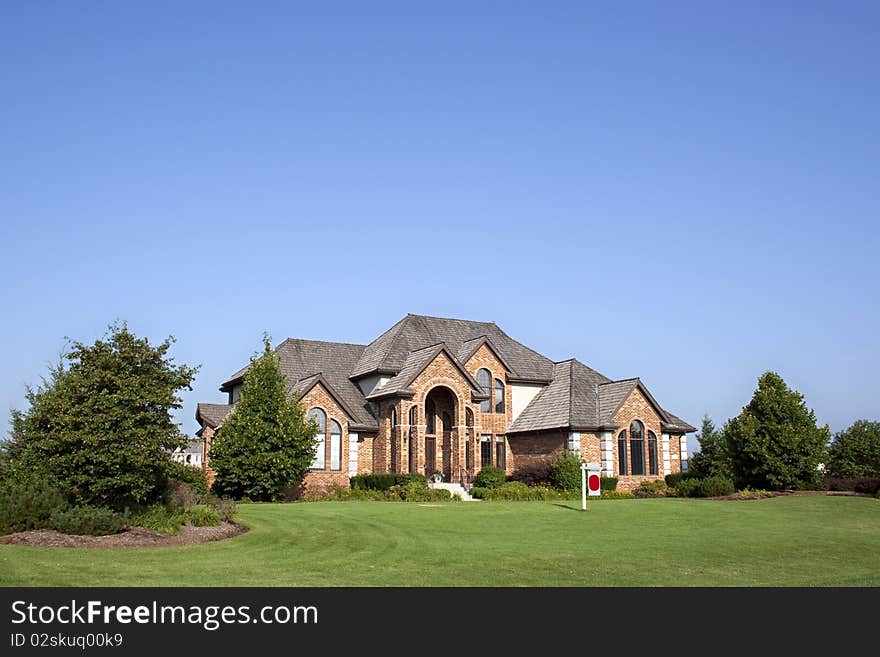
424, 436, 436, 478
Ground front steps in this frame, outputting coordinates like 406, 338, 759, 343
428, 482, 476, 501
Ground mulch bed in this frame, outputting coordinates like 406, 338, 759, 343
0, 522, 247, 548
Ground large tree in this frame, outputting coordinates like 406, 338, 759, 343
9, 323, 197, 508
688, 415, 730, 479
825, 420, 880, 478
723, 371, 829, 490
209, 336, 318, 501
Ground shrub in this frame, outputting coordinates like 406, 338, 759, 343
8, 323, 197, 508
509, 461, 553, 487
49, 505, 127, 536
549, 451, 582, 491
473, 467, 506, 489
665, 472, 686, 488
0, 474, 67, 535
600, 477, 618, 491
634, 480, 669, 498
471, 482, 557, 501
674, 478, 702, 498
822, 477, 880, 495
699, 475, 736, 497
598, 490, 634, 499
350, 473, 427, 491
165, 480, 202, 510
390, 482, 453, 502
204, 494, 237, 521
182, 505, 220, 527
320, 486, 389, 501
167, 461, 209, 496
130, 505, 187, 534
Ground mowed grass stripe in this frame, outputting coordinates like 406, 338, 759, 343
0, 496, 877, 586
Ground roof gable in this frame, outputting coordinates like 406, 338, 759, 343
366, 343, 488, 401
352, 314, 554, 382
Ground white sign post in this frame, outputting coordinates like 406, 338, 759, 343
581, 461, 602, 511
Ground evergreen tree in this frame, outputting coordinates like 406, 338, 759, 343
9, 323, 197, 507
688, 415, 731, 478
723, 372, 829, 490
210, 336, 318, 501
826, 420, 880, 478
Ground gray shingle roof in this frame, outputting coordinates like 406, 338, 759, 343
351, 314, 554, 382
220, 339, 377, 431
196, 403, 236, 428
597, 379, 639, 421
366, 343, 488, 401
661, 411, 697, 433
507, 360, 612, 433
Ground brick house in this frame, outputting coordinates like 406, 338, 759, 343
195, 314, 695, 495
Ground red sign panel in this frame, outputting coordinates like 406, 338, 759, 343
588, 474, 600, 492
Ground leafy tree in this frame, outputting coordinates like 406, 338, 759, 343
209, 336, 318, 501
688, 415, 731, 478
549, 451, 583, 491
826, 420, 880, 478
9, 323, 197, 508
723, 372, 829, 490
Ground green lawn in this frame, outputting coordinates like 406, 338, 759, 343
1, 496, 878, 586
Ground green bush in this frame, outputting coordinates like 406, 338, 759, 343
674, 478, 702, 498
350, 473, 427, 491
699, 475, 736, 497
319, 486, 389, 501
390, 482, 454, 502
471, 482, 566, 501
182, 505, 220, 527
634, 480, 669, 498
167, 461, 209, 496
665, 472, 686, 488
473, 467, 507, 489
598, 490, 634, 499
204, 494, 237, 521
0, 474, 67, 535
130, 505, 187, 534
600, 477, 618, 491
549, 451, 582, 491
164, 480, 202, 509
49, 505, 127, 536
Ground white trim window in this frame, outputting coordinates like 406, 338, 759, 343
330, 419, 342, 471
309, 408, 327, 470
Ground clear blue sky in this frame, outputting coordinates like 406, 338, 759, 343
2, 1, 878, 453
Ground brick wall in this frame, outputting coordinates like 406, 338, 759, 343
508, 431, 567, 471
612, 387, 665, 492
297, 383, 353, 496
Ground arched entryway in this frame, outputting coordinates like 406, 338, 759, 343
424, 386, 458, 482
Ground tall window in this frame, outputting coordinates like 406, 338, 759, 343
494, 379, 505, 414
426, 397, 436, 434
390, 407, 397, 429
308, 408, 326, 470
330, 420, 342, 471
466, 407, 474, 428
648, 431, 658, 476
495, 436, 506, 471
408, 406, 417, 473
477, 368, 491, 413
441, 411, 452, 433
618, 430, 628, 475
480, 435, 493, 467
465, 437, 473, 471
630, 420, 645, 476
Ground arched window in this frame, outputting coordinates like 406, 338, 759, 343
409, 405, 416, 427
648, 431, 658, 476
618, 430, 628, 475
426, 397, 436, 434
441, 411, 452, 433
630, 420, 645, 476
466, 407, 474, 427
308, 408, 326, 470
390, 407, 397, 429
494, 379, 505, 414
465, 407, 474, 472
477, 368, 492, 413
330, 420, 342, 471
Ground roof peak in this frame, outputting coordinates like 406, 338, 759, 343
280, 337, 366, 348
406, 312, 496, 326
